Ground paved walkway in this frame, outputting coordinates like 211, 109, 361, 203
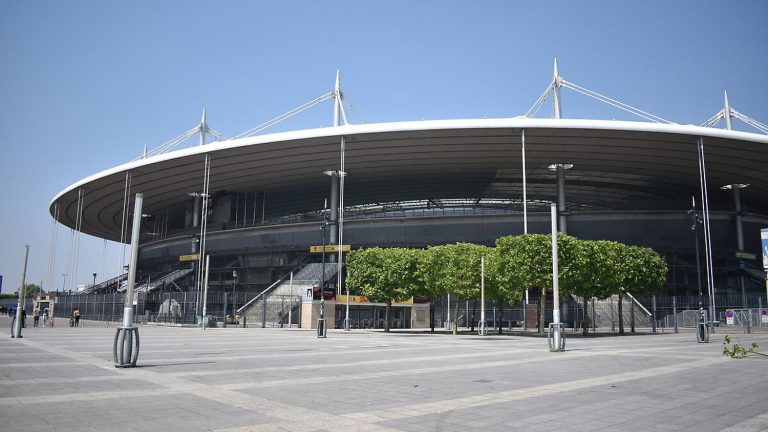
2, 323, 767, 431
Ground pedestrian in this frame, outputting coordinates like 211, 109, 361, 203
74, 307, 81, 327
33, 307, 40, 328
21, 308, 27, 328
42, 307, 50, 327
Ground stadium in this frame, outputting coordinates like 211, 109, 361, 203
49, 65, 768, 330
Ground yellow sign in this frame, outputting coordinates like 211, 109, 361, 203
336, 295, 414, 305
309, 244, 351, 253
179, 253, 200, 262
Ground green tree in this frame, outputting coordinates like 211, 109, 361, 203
569, 240, 615, 335
415, 245, 451, 332
496, 233, 579, 334
15, 283, 44, 299
346, 247, 418, 332
444, 243, 487, 332
621, 245, 667, 332
481, 246, 518, 334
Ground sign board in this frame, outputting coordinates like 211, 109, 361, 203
725, 309, 735, 326
735, 251, 757, 261
336, 295, 414, 305
762, 309, 768, 324
179, 253, 200, 262
0, 274, 3, 293
310, 244, 351, 253
762, 228, 768, 269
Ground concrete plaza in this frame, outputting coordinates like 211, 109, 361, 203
1, 323, 767, 432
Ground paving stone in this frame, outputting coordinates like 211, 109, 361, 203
1, 326, 767, 431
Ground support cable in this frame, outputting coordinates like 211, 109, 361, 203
139, 120, 222, 159
46, 203, 60, 292
232, 92, 334, 140
337, 136, 346, 296
700, 108, 768, 135
697, 138, 717, 326
561, 80, 674, 124
119, 173, 132, 291
66, 227, 75, 292
72, 189, 85, 292
732, 110, 768, 134
700, 110, 725, 128
346, 99, 368, 124
196, 155, 211, 323
524, 82, 555, 118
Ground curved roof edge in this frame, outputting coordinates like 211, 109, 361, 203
50, 117, 768, 208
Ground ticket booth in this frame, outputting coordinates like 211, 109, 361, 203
34, 294, 56, 318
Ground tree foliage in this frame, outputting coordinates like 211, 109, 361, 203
496, 233, 580, 333
347, 235, 668, 336
346, 247, 418, 331
15, 283, 44, 299
568, 240, 617, 334
415, 245, 452, 332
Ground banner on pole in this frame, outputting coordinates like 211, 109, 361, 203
761, 228, 768, 269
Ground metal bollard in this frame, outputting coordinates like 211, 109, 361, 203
113, 327, 140, 367
317, 319, 327, 338
478, 320, 488, 336
548, 323, 565, 351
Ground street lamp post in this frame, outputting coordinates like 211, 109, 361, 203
318, 210, 328, 338
690, 196, 709, 343
549, 203, 564, 351
689, 197, 704, 310
232, 270, 237, 320
12, 245, 30, 339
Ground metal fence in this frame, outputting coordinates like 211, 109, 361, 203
7, 291, 767, 333
50, 291, 259, 327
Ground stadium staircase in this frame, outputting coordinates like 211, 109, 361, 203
80, 273, 127, 295
572, 292, 652, 331
238, 263, 339, 327
112, 268, 194, 294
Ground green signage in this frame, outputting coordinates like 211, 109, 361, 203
735, 251, 757, 260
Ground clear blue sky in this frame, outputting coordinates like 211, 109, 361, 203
1, 0, 767, 293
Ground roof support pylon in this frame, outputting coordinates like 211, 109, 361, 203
199, 108, 207, 146
552, 58, 562, 119
333, 70, 347, 127
723, 90, 733, 131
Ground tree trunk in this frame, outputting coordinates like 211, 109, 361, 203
452, 296, 458, 335
618, 292, 625, 335
582, 296, 589, 336
429, 298, 435, 333
470, 299, 477, 332
385, 299, 391, 332
538, 286, 546, 334
497, 299, 504, 335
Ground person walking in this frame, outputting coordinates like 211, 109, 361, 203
33, 307, 40, 328
73, 307, 81, 327
42, 307, 50, 327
